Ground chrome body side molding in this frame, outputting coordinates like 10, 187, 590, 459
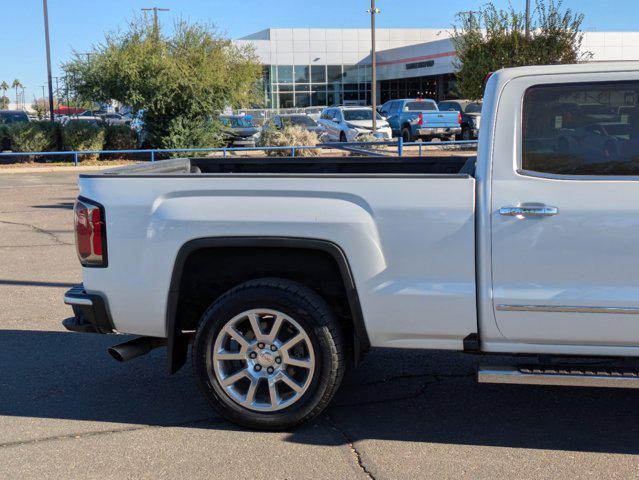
496, 304, 639, 315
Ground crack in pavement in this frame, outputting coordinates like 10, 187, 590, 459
332, 372, 475, 408
0, 416, 221, 450
324, 414, 375, 480
0, 219, 73, 246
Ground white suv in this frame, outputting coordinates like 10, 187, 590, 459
317, 106, 392, 142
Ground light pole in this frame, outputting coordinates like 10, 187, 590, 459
42, 0, 55, 123
367, 1, 380, 132
525, 0, 531, 38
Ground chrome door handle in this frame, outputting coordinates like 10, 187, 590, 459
499, 206, 558, 217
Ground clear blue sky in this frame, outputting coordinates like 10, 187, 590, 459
1, 0, 637, 102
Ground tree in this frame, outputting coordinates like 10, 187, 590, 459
32, 98, 48, 120
11, 79, 23, 108
452, 0, 590, 100
62, 16, 263, 149
0, 81, 9, 107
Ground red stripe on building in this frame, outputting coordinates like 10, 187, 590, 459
376, 50, 457, 67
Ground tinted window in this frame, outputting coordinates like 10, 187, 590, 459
405, 101, 437, 112
466, 102, 482, 113
282, 115, 317, 127
343, 109, 383, 121
439, 102, 462, 112
522, 81, 639, 176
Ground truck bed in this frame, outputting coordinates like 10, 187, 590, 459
83, 155, 476, 178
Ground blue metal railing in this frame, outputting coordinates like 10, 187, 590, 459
0, 139, 478, 166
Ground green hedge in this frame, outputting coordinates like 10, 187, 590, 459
63, 122, 106, 161
5, 121, 59, 162
104, 124, 137, 152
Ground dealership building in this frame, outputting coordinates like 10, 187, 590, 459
236, 28, 639, 109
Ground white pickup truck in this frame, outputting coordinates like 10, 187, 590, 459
64, 63, 639, 430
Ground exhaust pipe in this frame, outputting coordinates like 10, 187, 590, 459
107, 336, 166, 362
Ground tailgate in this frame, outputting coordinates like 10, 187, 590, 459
424, 111, 459, 127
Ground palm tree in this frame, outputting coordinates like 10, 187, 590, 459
0, 81, 8, 108
11, 79, 23, 109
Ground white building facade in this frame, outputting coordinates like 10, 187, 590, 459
236, 28, 639, 108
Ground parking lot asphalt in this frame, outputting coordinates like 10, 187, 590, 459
1, 170, 639, 479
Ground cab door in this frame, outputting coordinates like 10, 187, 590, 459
490, 73, 639, 347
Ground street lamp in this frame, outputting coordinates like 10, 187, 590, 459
525, 0, 531, 38
366, 1, 380, 132
42, 0, 55, 123
142, 7, 170, 34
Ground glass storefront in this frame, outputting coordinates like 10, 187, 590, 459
379, 74, 457, 103
264, 64, 372, 109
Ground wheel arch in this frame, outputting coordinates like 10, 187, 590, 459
166, 237, 370, 374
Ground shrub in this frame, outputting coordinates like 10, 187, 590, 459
161, 116, 224, 153
258, 125, 320, 157
0, 124, 9, 151
63, 121, 105, 161
104, 124, 137, 156
5, 121, 58, 162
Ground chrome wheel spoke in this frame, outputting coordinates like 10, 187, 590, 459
216, 350, 245, 361
225, 325, 250, 349
281, 332, 304, 353
245, 378, 259, 405
265, 315, 284, 343
248, 312, 265, 342
268, 379, 280, 407
221, 368, 248, 387
283, 355, 312, 369
280, 373, 304, 393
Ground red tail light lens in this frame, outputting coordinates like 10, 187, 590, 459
458, 113, 462, 124
74, 198, 107, 267
418, 113, 424, 126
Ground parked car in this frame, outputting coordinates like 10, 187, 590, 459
0, 110, 29, 124
99, 112, 131, 126
317, 106, 391, 142
219, 115, 261, 148
65, 117, 103, 128
64, 62, 639, 431
303, 106, 326, 121
264, 114, 325, 137
438, 99, 482, 140
379, 98, 461, 142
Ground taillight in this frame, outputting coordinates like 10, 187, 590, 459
458, 113, 462, 124
418, 113, 424, 126
74, 198, 107, 267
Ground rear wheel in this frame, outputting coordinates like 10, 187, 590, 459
402, 127, 412, 143
339, 131, 347, 143
192, 278, 345, 430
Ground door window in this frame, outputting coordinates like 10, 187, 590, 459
522, 81, 639, 176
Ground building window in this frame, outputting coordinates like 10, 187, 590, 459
278, 65, 294, 84
294, 65, 309, 83
327, 65, 343, 82
295, 92, 311, 108
311, 65, 326, 84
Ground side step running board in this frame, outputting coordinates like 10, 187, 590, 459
478, 365, 639, 389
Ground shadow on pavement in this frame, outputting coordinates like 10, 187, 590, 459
0, 280, 77, 288
2, 329, 639, 454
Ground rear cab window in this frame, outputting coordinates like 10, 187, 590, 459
522, 81, 639, 176
404, 101, 437, 112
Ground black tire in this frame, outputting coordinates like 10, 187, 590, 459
192, 278, 345, 430
339, 131, 347, 143
461, 128, 472, 141
402, 127, 412, 143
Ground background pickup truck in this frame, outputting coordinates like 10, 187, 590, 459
65, 62, 639, 430
379, 98, 461, 142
